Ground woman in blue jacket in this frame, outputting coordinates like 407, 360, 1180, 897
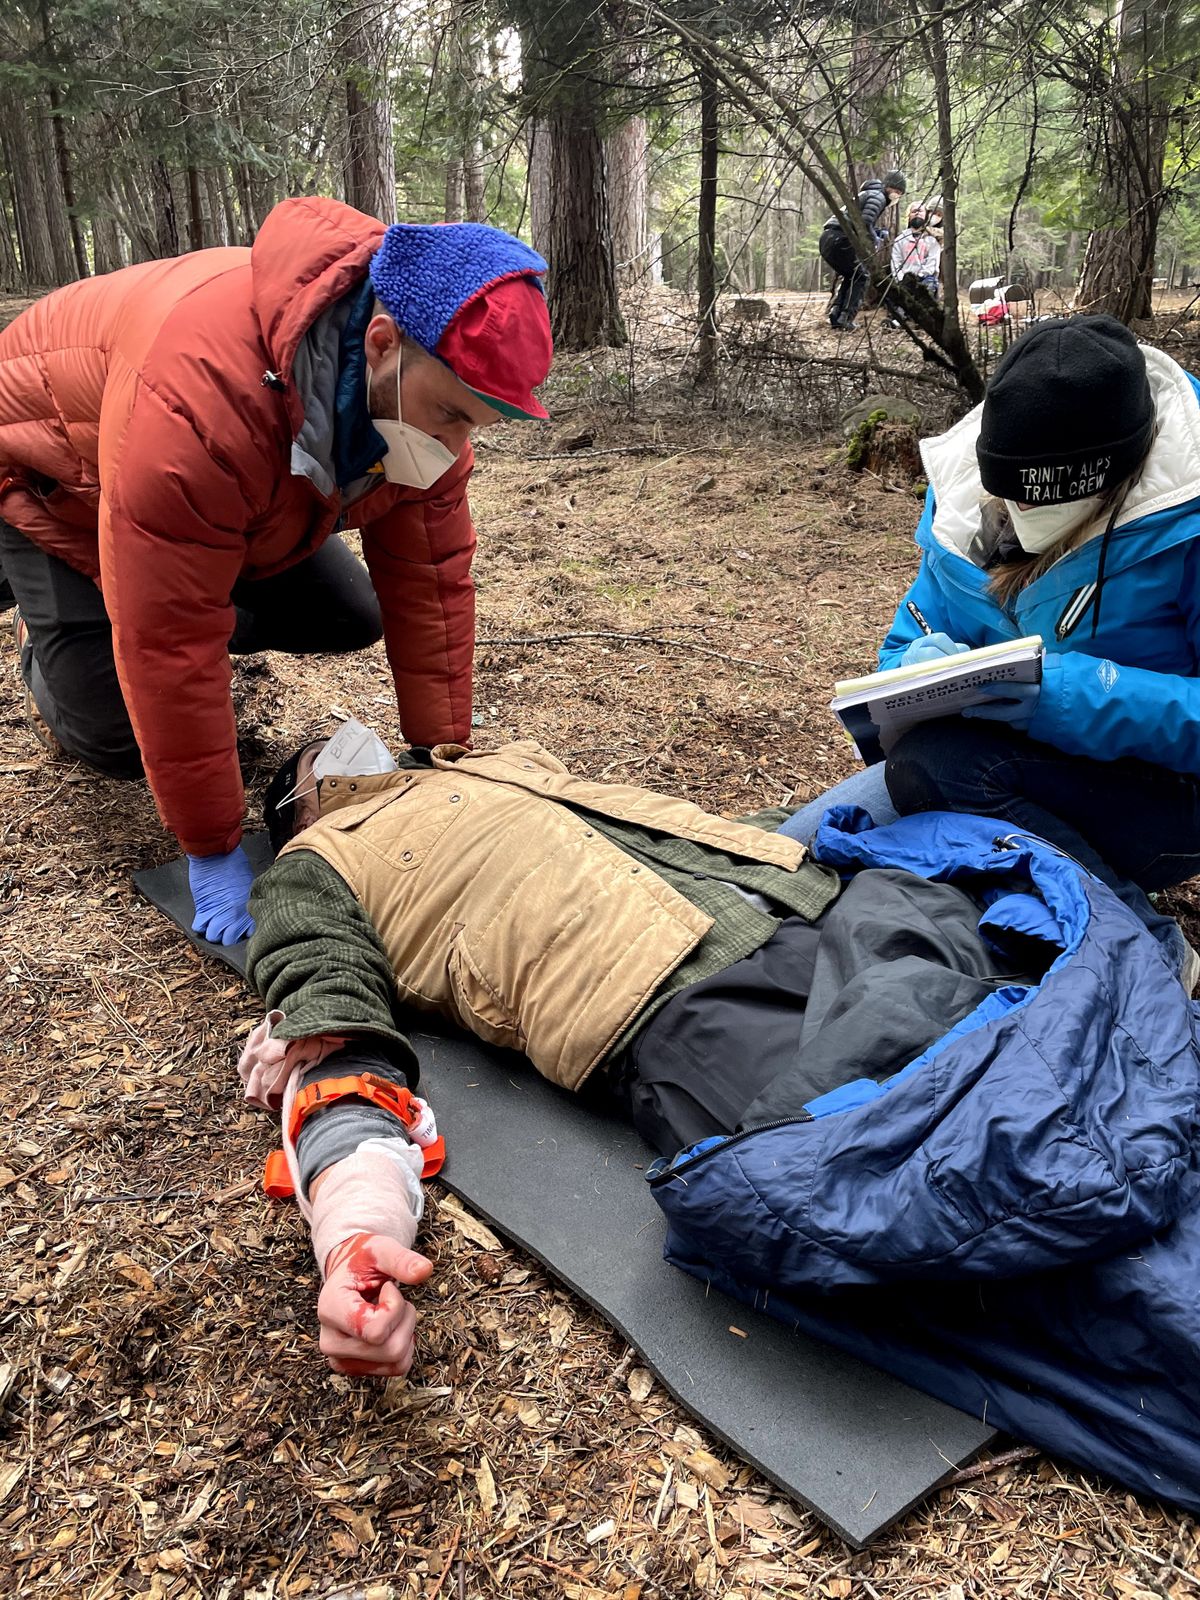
782, 315, 1200, 970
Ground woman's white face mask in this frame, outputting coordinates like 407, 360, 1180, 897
367, 349, 457, 491
1003, 492, 1107, 555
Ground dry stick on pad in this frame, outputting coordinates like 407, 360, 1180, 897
831, 636, 1044, 764
133, 842, 995, 1547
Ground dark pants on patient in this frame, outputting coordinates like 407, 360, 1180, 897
0, 519, 383, 778
885, 718, 1200, 960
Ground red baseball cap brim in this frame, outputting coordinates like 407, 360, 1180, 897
436, 272, 552, 421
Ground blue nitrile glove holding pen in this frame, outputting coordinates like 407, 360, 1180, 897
962, 680, 1041, 730
187, 845, 256, 945
900, 631, 972, 666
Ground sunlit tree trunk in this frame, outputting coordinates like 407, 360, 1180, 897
606, 113, 649, 286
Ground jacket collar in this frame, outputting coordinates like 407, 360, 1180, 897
250, 196, 385, 434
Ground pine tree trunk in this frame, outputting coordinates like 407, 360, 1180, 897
696, 63, 719, 381
149, 156, 181, 258
91, 192, 124, 274
341, 15, 396, 223
206, 170, 231, 247
2, 98, 57, 286
606, 114, 649, 286
527, 119, 552, 260
1074, 2, 1173, 322
0, 178, 22, 289
463, 141, 486, 221
541, 101, 625, 350
35, 102, 77, 282
444, 159, 465, 222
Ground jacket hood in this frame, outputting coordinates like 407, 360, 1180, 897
250, 196, 385, 385
921, 345, 1200, 562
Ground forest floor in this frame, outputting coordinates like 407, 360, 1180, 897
2, 290, 1200, 1599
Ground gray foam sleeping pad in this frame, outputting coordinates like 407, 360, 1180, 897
134, 839, 994, 1546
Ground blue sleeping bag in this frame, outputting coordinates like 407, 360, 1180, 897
649, 808, 1200, 1508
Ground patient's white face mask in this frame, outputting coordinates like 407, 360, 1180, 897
1003, 492, 1106, 555
367, 347, 457, 491
311, 717, 397, 782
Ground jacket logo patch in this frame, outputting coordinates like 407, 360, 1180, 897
1097, 659, 1119, 693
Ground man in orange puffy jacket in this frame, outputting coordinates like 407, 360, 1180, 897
0, 197, 553, 943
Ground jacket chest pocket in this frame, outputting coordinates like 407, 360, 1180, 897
369, 785, 471, 871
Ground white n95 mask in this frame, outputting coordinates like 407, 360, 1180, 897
367, 347, 457, 491
1003, 493, 1105, 555
312, 717, 397, 782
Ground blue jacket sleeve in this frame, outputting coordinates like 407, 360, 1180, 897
1030, 651, 1200, 775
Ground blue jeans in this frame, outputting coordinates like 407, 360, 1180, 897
778, 763, 898, 844
885, 719, 1200, 968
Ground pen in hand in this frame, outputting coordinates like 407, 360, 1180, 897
906, 600, 934, 636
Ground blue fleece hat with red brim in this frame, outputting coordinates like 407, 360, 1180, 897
369, 222, 552, 420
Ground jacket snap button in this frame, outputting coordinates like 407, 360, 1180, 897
349, 782, 357, 792
328, 778, 337, 788
584, 830, 593, 838
402, 850, 413, 862
523, 762, 534, 769
631, 866, 640, 874
449, 794, 460, 803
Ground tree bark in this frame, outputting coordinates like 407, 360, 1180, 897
91, 202, 123, 275
540, 102, 625, 349
34, 101, 77, 282
2, 96, 57, 286
444, 159, 465, 222
606, 114, 649, 286
527, 118, 552, 260
1074, 0, 1174, 322
341, 14, 397, 222
696, 62, 719, 380
149, 156, 181, 258
463, 140, 486, 221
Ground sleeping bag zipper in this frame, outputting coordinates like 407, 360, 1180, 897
647, 1112, 814, 1187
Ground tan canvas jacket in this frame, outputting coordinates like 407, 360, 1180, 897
281, 740, 807, 1090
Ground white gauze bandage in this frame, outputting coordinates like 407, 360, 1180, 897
309, 1138, 425, 1280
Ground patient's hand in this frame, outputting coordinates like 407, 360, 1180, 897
317, 1231, 434, 1377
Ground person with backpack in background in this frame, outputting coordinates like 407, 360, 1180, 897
818, 169, 907, 332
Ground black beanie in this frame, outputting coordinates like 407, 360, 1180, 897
882, 169, 907, 193
976, 314, 1154, 504
263, 739, 326, 856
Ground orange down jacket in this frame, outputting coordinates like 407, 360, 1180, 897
0, 196, 477, 856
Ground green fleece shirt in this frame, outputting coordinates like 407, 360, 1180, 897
246, 801, 838, 1064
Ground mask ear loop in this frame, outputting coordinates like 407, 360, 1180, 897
273, 774, 319, 811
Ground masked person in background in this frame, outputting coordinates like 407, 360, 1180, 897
780, 315, 1200, 985
0, 198, 553, 943
887, 204, 942, 325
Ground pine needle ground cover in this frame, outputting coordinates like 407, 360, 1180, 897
2, 300, 1199, 1598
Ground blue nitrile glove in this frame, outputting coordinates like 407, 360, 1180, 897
900, 632, 972, 665
961, 680, 1041, 731
187, 845, 257, 945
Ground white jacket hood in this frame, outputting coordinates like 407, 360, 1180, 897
920, 345, 1200, 558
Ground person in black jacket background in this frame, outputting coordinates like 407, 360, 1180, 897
819, 169, 907, 331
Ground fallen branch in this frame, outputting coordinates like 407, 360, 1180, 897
943, 1443, 1041, 1487
477, 629, 782, 673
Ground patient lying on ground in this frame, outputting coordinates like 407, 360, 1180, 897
242, 733, 1049, 1376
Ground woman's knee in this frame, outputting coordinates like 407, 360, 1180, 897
885, 719, 1008, 814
